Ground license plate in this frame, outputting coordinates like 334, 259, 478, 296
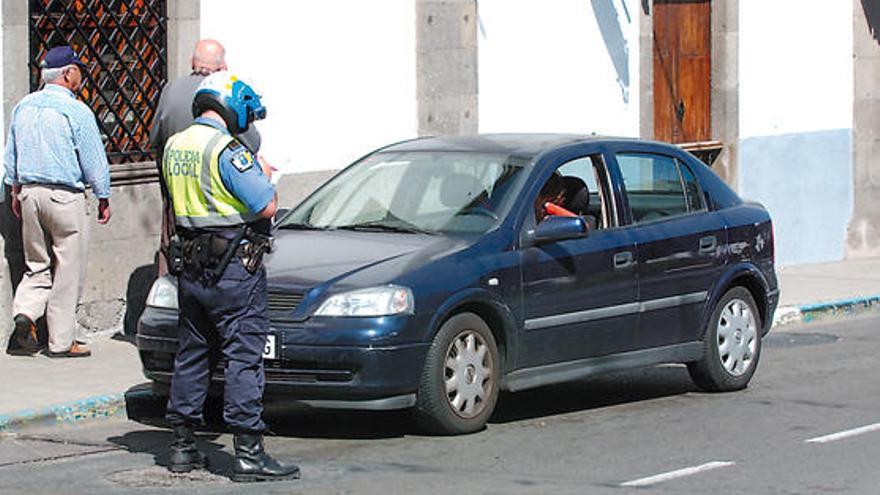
263, 335, 277, 360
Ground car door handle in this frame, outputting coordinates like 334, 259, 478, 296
699, 235, 717, 253
613, 251, 633, 269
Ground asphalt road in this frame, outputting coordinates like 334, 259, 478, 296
1, 314, 879, 495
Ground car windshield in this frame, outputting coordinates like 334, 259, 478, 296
280, 151, 529, 234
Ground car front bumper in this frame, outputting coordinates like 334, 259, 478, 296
137, 306, 430, 410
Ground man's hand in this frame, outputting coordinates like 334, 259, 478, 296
97, 198, 111, 224
10, 185, 21, 219
257, 153, 276, 179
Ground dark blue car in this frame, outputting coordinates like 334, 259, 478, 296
138, 134, 778, 435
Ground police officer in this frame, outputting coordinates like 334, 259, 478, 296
161, 72, 299, 482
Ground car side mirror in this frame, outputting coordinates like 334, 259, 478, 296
531, 215, 589, 245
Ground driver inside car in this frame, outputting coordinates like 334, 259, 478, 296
534, 173, 577, 222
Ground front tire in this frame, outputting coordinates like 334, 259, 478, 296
414, 312, 500, 435
688, 287, 762, 392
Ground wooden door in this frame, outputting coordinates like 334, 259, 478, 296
653, 1, 711, 143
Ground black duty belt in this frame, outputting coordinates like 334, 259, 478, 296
166, 227, 273, 281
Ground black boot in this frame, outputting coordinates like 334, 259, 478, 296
231, 433, 300, 482
12, 314, 40, 354
168, 424, 208, 473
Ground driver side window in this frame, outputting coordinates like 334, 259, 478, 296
536, 154, 613, 229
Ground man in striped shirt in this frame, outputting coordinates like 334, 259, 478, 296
3, 45, 112, 358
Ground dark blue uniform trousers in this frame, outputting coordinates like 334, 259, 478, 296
166, 260, 268, 433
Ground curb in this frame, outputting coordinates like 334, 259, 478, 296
0, 393, 126, 432
772, 294, 880, 329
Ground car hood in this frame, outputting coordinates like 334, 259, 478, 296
264, 229, 473, 291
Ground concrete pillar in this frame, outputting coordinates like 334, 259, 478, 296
416, 0, 478, 136
0, 1, 28, 352
710, 0, 739, 189
847, 0, 880, 259
638, 2, 653, 140
167, 0, 200, 79
2, 1, 27, 130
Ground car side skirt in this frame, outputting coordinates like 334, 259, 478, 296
502, 342, 703, 392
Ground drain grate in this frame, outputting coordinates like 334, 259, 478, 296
106, 467, 230, 488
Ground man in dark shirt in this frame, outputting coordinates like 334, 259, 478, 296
149, 39, 261, 274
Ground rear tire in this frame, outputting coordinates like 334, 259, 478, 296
414, 312, 500, 435
688, 287, 762, 392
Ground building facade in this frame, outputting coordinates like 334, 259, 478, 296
0, 0, 877, 332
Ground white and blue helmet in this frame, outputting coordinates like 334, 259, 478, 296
192, 71, 266, 134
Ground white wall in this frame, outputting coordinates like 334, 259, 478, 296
478, 0, 640, 136
738, 0, 853, 265
740, 0, 852, 139
200, 1, 417, 175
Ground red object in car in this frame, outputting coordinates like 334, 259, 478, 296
544, 202, 576, 217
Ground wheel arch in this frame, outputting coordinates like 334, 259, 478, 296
426, 288, 517, 373
705, 263, 772, 338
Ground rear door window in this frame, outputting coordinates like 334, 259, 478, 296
678, 161, 706, 212
616, 152, 688, 223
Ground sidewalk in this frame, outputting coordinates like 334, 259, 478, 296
0, 337, 144, 431
1, 257, 879, 432
774, 257, 880, 325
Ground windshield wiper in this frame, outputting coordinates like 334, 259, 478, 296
277, 222, 324, 231
336, 222, 434, 235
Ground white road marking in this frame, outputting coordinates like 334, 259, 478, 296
620, 461, 735, 487
806, 423, 880, 444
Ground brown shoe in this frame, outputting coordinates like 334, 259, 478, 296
46, 342, 92, 358
12, 314, 39, 354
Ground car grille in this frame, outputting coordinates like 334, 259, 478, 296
219, 359, 354, 384
267, 291, 303, 316
142, 352, 356, 385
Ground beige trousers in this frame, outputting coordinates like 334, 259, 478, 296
12, 185, 87, 353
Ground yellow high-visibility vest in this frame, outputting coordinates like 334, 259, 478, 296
162, 124, 258, 229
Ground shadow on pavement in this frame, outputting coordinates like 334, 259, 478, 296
262, 406, 412, 440
490, 365, 698, 425
124, 365, 698, 439
106, 429, 234, 477
123, 384, 411, 440
124, 384, 227, 431
116, 386, 233, 475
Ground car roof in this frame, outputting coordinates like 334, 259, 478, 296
379, 133, 613, 157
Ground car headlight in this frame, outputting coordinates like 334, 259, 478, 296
146, 276, 178, 310
315, 285, 414, 317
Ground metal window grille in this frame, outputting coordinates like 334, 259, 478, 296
29, 0, 167, 165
